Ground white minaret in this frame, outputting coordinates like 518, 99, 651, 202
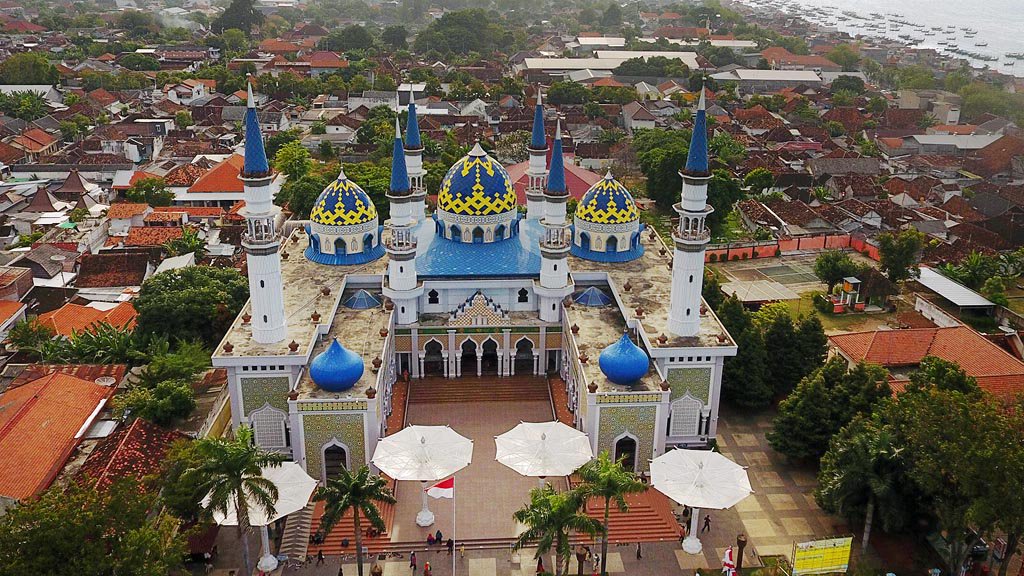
525, 88, 548, 220
404, 85, 427, 221
383, 118, 423, 325
668, 91, 713, 338
535, 120, 573, 323
240, 83, 287, 344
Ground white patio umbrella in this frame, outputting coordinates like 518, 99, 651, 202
495, 421, 593, 487
650, 449, 752, 555
202, 462, 318, 573
371, 425, 473, 526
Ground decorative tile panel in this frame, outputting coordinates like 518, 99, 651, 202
240, 376, 290, 416
596, 393, 663, 404
597, 406, 657, 472
297, 400, 368, 412
303, 413, 367, 479
667, 368, 712, 404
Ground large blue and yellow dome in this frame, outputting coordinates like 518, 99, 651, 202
310, 167, 378, 227
575, 171, 640, 225
437, 143, 517, 217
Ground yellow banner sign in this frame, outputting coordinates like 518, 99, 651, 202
792, 537, 853, 576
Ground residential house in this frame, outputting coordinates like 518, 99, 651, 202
36, 301, 137, 337
622, 101, 656, 132
107, 203, 152, 235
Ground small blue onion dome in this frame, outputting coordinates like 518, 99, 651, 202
310, 167, 378, 226
436, 143, 517, 216
309, 338, 364, 392
598, 332, 649, 385
575, 171, 640, 225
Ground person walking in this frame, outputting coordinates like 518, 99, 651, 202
446, 539, 454, 555
592, 553, 601, 573
459, 543, 465, 558
317, 550, 325, 566
338, 565, 344, 576
410, 551, 417, 574
423, 561, 432, 576
636, 542, 642, 560
702, 515, 712, 533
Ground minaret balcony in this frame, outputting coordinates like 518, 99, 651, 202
385, 237, 418, 254
672, 228, 711, 244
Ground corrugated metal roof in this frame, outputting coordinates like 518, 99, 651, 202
917, 266, 994, 308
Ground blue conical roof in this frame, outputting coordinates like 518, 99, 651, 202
530, 89, 546, 150
344, 289, 381, 310
309, 338, 364, 392
598, 332, 649, 386
242, 82, 270, 177
545, 120, 567, 196
405, 88, 422, 149
389, 118, 410, 194
574, 286, 612, 307
684, 90, 709, 175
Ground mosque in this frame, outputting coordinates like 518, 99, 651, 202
212, 86, 737, 485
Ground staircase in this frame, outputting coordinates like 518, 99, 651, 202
568, 478, 683, 545
408, 375, 550, 404
307, 485, 399, 556
279, 502, 315, 562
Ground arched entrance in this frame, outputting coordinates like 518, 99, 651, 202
579, 231, 590, 251
334, 237, 346, 255
363, 232, 375, 251
614, 435, 637, 473
322, 442, 348, 483
514, 338, 534, 374
472, 226, 484, 243
460, 339, 478, 376
481, 338, 499, 375
606, 235, 618, 253
450, 225, 461, 242
423, 340, 444, 376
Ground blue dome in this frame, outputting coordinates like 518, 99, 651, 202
309, 338, 364, 392
598, 332, 649, 385
310, 167, 378, 227
436, 143, 517, 217
575, 171, 640, 225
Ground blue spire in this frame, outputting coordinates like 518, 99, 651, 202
389, 117, 410, 194
684, 89, 709, 175
405, 85, 421, 149
546, 120, 566, 196
530, 88, 546, 150
242, 82, 270, 177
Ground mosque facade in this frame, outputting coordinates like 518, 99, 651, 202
212, 87, 737, 484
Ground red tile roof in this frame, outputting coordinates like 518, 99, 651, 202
504, 157, 602, 204
761, 47, 840, 70
12, 128, 57, 153
154, 205, 224, 218
0, 299, 24, 324
107, 202, 150, 219
77, 418, 186, 491
0, 372, 116, 500
164, 163, 209, 187
965, 135, 1024, 177
37, 302, 137, 337
187, 154, 245, 194
125, 226, 183, 247
830, 326, 1024, 400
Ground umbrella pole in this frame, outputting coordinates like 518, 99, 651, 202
452, 477, 457, 576
257, 524, 279, 572
417, 481, 435, 527
683, 507, 703, 554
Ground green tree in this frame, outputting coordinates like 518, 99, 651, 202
513, 486, 602, 576
276, 173, 328, 218
314, 466, 396, 576
174, 110, 194, 129
708, 170, 744, 235
0, 479, 185, 576
125, 177, 174, 206
575, 452, 646, 576
7, 317, 54, 351
867, 96, 887, 116
265, 128, 302, 159
134, 266, 249, 346
743, 167, 774, 195
816, 414, 913, 555
826, 44, 861, 71
906, 355, 979, 396
160, 439, 208, 521
184, 427, 286, 576
273, 140, 311, 180
0, 52, 58, 84
0, 91, 48, 121
163, 226, 206, 257
220, 28, 249, 52
325, 25, 375, 52
114, 378, 196, 425
794, 314, 828, 379
119, 53, 161, 71
212, 0, 263, 34
830, 75, 866, 94
763, 313, 802, 396
601, 3, 623, 28
825, 120, 846, 137
722, 326, 772, 408
547, 81, 592, 105
877, 229, 924, 283
381, 25, 408, 50
813, 250, 861, 291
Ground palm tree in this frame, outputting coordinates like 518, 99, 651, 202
513, 486, 602, 576
575, 452, 646, 576
314, 465, 396, 576
186, 426, 286, 576
815, 416, 906, 556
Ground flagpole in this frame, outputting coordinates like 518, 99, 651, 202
452, 476, 457, 576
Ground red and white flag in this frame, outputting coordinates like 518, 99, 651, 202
425, 477, 454, 499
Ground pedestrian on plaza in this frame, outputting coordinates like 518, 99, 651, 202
423, 561, 432, 576
435, 530, 443, 544
702, 515, 712, 533
338, 565, 344, 576
592, 553, 600, 572
537, 556, 545, 574
317, 550, 325, 566
459, 543, 465, 558
427, 533, 435, 546
447, 539, 454, 555
636, 542, 642, 559
410, 551, 417, 573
